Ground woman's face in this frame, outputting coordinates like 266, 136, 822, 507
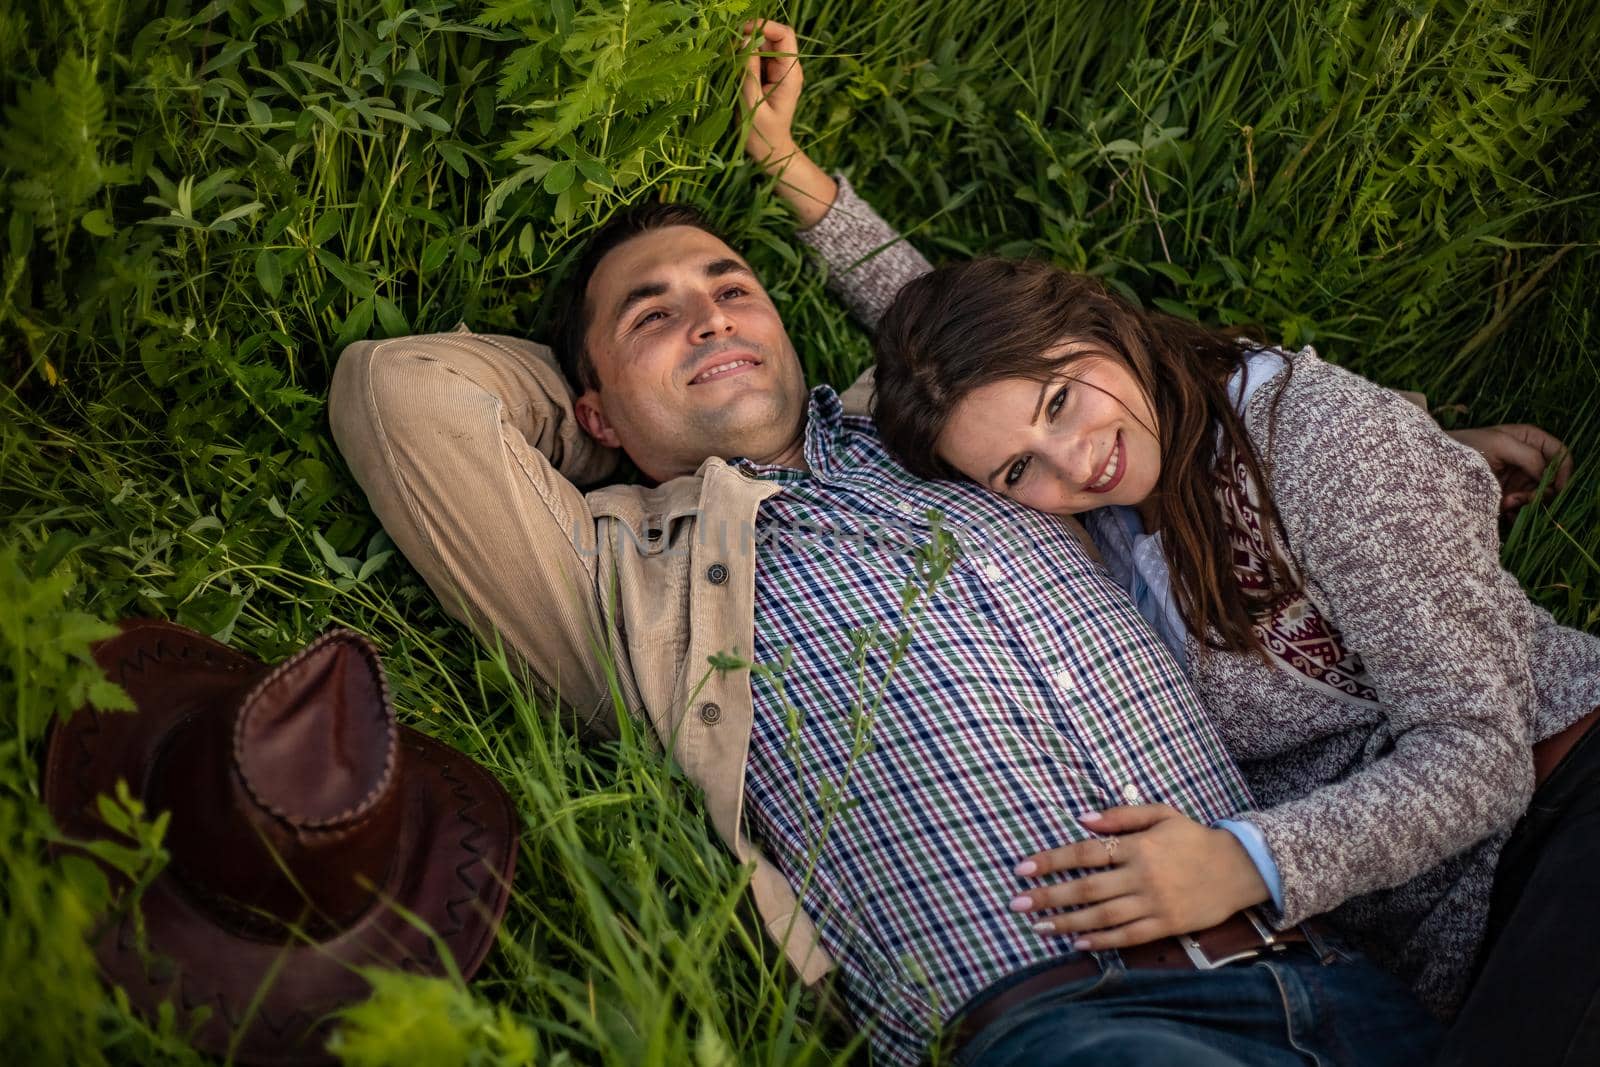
935, 343, 1162, 517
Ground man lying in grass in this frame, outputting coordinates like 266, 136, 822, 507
327, 20, 1566, 1066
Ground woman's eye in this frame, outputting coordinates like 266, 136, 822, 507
1004, 457, 1030, 487
1047, 385, 1069, 419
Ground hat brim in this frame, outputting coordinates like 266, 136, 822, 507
42, 620, 519, 1065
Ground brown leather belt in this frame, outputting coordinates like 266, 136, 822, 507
1533, 705, 1600, 788
944, 909, 1329, 1055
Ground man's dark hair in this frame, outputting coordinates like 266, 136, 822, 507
554, 199, 728, 393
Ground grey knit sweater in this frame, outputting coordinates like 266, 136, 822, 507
1196, 348, 1600, 1012
796, 173, 1600, 1015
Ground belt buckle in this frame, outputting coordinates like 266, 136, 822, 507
1179, 909, 1279, 970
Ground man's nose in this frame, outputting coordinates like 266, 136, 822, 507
689, 294, 736, 341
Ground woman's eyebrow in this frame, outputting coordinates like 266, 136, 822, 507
985, 381, 1054, 486
1029, 379, 1052, 424
985, 454, 1016, 487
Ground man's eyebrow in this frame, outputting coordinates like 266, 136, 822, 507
613, 282, 668, 324
705, 258, 755, 280
611, 259, 756, 324
985, 380, 1054, 487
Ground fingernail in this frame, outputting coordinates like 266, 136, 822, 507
1009, 895, 1033, 912
1032, 922, 1056, 935
1072, 938, 1092, 950
1078, 811, 1104, 823
1013, 860, 1037, 877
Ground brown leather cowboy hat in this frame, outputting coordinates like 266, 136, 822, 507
42, 620, 519, 1065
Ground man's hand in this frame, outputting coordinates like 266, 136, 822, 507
1007, 805, 1270, 950
1447, 423, 1574, 511
738, 19, 836, 227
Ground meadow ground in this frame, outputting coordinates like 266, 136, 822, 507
3, 0, 1598, 1063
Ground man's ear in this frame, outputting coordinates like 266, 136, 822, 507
574, 390, 622, 449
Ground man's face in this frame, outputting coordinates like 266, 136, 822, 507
574, 225, 809, 481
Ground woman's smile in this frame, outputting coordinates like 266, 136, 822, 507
1084, 431, 1126, 494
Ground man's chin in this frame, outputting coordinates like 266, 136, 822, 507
696, 391, 804, 451
696, 380, 789, 417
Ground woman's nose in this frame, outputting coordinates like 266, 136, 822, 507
1055, 437, 1098, 489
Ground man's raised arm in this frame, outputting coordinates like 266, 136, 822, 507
329, 329, 625, 740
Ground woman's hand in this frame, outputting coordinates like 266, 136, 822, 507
1008, 805, 1271, 951
739, 19, 804, 174
737, 19, 836, 227
1447, 423, 1574, 511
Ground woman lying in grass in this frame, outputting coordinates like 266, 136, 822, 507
866, 216, 1600, 1067
738, 16, 1600, 1065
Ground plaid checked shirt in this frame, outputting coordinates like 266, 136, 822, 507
740, 386, 1257, 1065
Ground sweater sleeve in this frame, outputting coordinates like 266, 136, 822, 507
1240, 353, 1536, 927
792, 173, 934, 331
1526, 600, 1600, 736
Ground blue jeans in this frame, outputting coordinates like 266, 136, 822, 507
948, 947, 1443, 1066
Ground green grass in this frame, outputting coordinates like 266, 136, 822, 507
2, 0, 1597, 1063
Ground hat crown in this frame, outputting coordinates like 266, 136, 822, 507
42, 619, 519, 1065
235, 634, 397, 830
151, 629, 402, 939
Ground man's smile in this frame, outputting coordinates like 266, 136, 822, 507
689, 353, 763, 384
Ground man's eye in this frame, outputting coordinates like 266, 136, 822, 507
719, 286, 746, 299
1048, 385, 1069, 419
1004, 457, 1030, 487
636, 310, 666, 328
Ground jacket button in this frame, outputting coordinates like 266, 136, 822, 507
700, 702, 723, 725
706, 562, 729, 585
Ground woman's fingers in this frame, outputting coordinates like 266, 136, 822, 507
1013, 836, 1126, 877
1488, 430, 1551, 484
1448, 424, 1574, 506
748, 18, 799, 56
761, 24, 803, 108
739, 42, 765, 110
1078, 803, 1177, 834
1010, 869, 1132, 914
738, 19, 802, 110
1504, 422, 1574, 488
1027, 894, 1147, 938
1067, 917, 1171, 952
737, 21, 772, 105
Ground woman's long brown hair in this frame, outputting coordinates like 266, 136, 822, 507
871, 257, 1296, 656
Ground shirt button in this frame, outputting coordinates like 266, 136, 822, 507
896, 500, 918, 515
700, 702, 723, 725
983, 563, 1004, 582
706, 562, 729, 585
1054, 669, 1074, 689
1121, 782, 1143, 805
